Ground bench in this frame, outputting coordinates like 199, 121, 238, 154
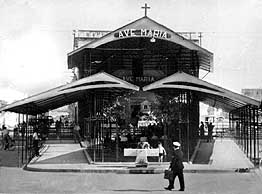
124, 148, 159, 167
124, 148, 159, 156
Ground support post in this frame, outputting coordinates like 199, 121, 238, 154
116, 121, 119, 162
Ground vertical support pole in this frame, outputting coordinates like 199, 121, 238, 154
21, 114, 24, 164
244, 107, 247, 154
116, 120, 119, 162
101, 97, 104, 163
18, 113, 20, 167
253, 108, 256, 164
241, 110, 244, 151
256, 108, 260, 167
102, 118, 104, 163
187, 93, 190, 163
249, 106, 252, 161
25, 114, 28, 162
93, 93, 96, 163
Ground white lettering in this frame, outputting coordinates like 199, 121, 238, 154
123, 76, 133, 82
147, 30, 153, 37
115, 29, 170, 39
123, 29, 130, 37
162, 32, 167, 39
153, 30, 160, 37
130, 29, 136, 36
119, 31, 124, 38
141, 29, 147, 36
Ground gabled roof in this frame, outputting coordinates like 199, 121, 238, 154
68, 16, 213, 71
143, 72, 260, 112
0, 72, 140, 115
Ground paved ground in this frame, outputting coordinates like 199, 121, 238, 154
0, 138, 261, 194
0, 167, 262, 194
0, 149, 19, 167
24, 138, 254, 173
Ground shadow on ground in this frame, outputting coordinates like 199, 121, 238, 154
36, 150, 87, 164
193, 140, 214, 164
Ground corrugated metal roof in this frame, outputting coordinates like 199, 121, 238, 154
143, 72, 260, 112
0, 72, 140, 115
1, 71, 258, 115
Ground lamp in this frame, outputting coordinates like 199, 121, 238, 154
150, 37, 156, 43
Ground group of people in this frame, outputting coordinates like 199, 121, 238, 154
199, 121, 214, 142
136, 140, 167, 163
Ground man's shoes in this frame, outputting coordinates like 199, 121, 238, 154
164, 187, 173, 191
179, 188, 185, 191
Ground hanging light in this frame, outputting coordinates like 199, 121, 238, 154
150, 37, 156, 43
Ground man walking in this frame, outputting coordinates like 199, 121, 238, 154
165, 142, 185, 191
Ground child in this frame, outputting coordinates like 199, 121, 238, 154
158, 142, 166, 163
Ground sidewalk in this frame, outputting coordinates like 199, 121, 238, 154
25, 138, 255, 174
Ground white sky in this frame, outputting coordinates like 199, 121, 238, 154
1, 0, 262, 103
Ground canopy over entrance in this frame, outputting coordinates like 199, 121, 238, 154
0, 72, 140, 115
1, 71, 259, 114
143, 71, 260, 112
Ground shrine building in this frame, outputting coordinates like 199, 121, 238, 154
1, 6, 261, 165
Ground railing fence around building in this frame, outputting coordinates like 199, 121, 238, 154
230, 105, 261, 166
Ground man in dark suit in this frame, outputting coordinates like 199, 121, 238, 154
165, 142, 185, 191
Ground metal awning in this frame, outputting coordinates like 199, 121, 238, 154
1, 71, 258, 115
0, 72, 140, 115
143, 71, 260, 112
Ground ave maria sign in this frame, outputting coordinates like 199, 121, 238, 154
114, 29, 171, 39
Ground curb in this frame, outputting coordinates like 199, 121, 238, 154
23, 164, 251, 174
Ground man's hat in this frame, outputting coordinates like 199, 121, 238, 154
173, 142, 181, 147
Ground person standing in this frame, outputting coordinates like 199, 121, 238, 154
55, 120, 61, 139
199, 121, 205, 138
207, 122, 214, 142
2, 126, 10, 150
73, 123, 83, 147
165, 142, 185, 191
32, 129, 40, 157
158, 142, 166, 163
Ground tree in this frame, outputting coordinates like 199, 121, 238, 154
151, 94, 180, 129
102, 93, 132, 161
102, 93, 132, 129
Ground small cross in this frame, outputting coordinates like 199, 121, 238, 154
141, 3, 150, 17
